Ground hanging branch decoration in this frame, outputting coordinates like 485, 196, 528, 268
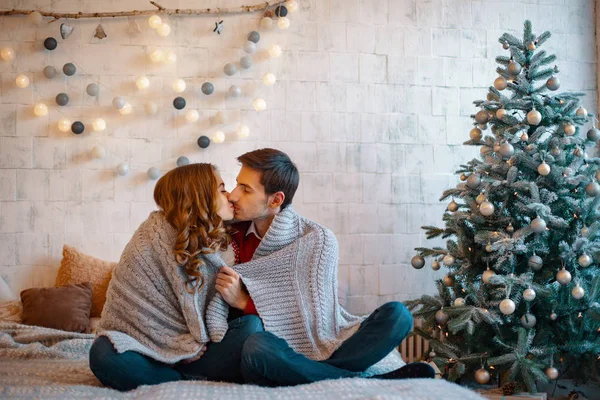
93, 24, 107, 39
0, 1, 289, 21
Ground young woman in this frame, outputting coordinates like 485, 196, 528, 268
89, 163, 263, 391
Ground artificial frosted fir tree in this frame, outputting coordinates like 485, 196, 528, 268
406, 21, 600, 393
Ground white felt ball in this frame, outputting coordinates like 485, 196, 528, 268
136, 76, 150, 90
1, 47, 15, 61
15, 74, 30, 88
269, 44, 282, 58
263, 73, 277, 86
243, 41, 257, 54
185, 109, 199, 123
157, 23, 171, 37
119, 103, 133, 115
91, 145, 106, 159
172, 79, 186, 93
148, 15, 162, 29
92, 118, 106, 132
147, 167, 161, 180
33, 103, 48, 117
253, 98, 267, 111
260, 17, 273, 30
277, 17, 291, 29
237, 124, 250, 139
58, 118, 72, 133
145, 101, 158, 116
212, 131, 225, 144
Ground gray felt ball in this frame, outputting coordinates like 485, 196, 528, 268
201, 82, 214, 95
240, 55, 252, 69
63, 62, 76, 76
44, 37, 57, 51
112, 96, 126, 109
86, 83, 99, 96
55, 92, 69, 106
176, 156, 190, 167
173, 96, 186, 109
197, 135, 210, 149
147, 167, 161, 180
243, 41, 256, 54
223, 63, 237, 76
248, 31, 260, 43
228, 85, 242, 98
71, 121, 84, 134
43, 66, 56, 79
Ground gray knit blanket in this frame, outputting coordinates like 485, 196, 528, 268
97, 211, 228, 364
0, 322, 485, 400
206, 207, 404, 376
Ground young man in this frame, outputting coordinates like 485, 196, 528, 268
212, 148, 434, 386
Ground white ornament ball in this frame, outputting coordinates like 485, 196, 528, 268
269, 44, 282, 58
33, 103, 48, 117
212, 130, 225, 144
185, 109, 199, 123
145, 101, 158, 116
572, 284, 585, 300
411, 255, 425, 269
237, 124, 250, 139
453, 297, 465, 307
243, 41, 257, 54
480, 201, 495, 217
475, 368, 490, 384
0, 47, 15, 61
263, 72, 277, 86
521, 313, 537, 328
119, 103, 133, 115
172, 79, 186, 93
550, 312, 558, 321
277, 16, 291, 29
546, 367, 559, 380
435, 309, 449, 324
260, 17, 274, 30
527, 109, 542, 125
149, 49, 165, 63
253, 98, 267, 111
92, 118, 106, 132
523, 288, 536, 302
116, 163, 129, 176
136, 76, 150, 90
29, 11, 43, 25
538, 162, 551, 176
578, 254, 592, 268
499, 298, 516, 315
443, 254, 455, 266
546, 76, 560, 91
556, 269, 572, 285
530, 217, 546, 233
286, 0, 299, 12
112, 96, 126, 110
165, 51, 177, 64
15, 75, 30, 88
157, 23, 171, 37
91, 145, 106, 159
494, 76, 508, 90
564, 123, 576, 136
148, 15, 162, 29
58, 118, 72, 133
576, 107, 588, 117
147, 167, 161, 180
482, 269, 495, 284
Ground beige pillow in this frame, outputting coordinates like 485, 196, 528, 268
55, 245, 116, 318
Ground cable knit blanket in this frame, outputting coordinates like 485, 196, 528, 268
0, 322, 485, 400
206, 207, 404, 376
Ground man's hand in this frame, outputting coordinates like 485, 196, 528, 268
216, 266, 249, 310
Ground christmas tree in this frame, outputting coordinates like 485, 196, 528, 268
406, 21, 600, 393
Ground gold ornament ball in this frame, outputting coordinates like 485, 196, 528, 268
466, 174, 481, 189
460, 174, 467, 181
475, 110, 489, 124
530, 217, 547, 233
435, 309, 449, 324
585, 182, 600, 197
550, 312, 558, 321
447, 200, 459, 212
496, 108, 507, 119
564, 123, 576, 136
546, 367, 559, 380
579, 254, 592, 268
494, 76, 508, 90
499, 298, 516, 315
476, 192, 486, 204
443, 254, 455, 266
527, 41, 536, 51
443, 275, 455, 287
453, 297, 465, 307
556, 268, 572, 285
482, 269, 495, 284
499, 142, 514, 159
576, 107, 588, 117
508, 60, 522, 75
475, 368, 490, 384
538, 162, 551, 176
506, 223, 514, 233
527, 109, 542, 125
572, 284, 585, 300
521, 132, 529, 142
431, 260, 441, 271
480, 201, 495, 217
411, 255, 425, 269
469, 127, 483, 141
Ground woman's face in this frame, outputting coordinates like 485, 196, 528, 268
214, 170, 234, 221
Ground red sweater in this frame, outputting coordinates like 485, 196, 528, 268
230, 221, 261, 316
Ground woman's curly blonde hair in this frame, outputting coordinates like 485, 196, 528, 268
153, 163, 230, 293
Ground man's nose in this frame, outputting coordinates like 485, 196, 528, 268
229, 188, 239, 202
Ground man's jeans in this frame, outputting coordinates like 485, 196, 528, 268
89, 315, 263, 391
241, 301, 413, 386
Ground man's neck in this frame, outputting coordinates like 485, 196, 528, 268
253, 215, 275, 238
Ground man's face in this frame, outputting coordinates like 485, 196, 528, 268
229, 166, 271, 222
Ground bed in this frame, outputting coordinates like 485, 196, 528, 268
0, 319, 486, 399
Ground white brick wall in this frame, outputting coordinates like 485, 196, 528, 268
0, 0, 597, 315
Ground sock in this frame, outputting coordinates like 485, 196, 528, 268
371, 362, 436, 380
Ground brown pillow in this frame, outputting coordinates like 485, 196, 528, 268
20, 282, 93, 333
55, 245, 116, 318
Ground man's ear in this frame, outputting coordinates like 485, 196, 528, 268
269, 192, 285, 209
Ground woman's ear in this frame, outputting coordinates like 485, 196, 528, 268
269, 192, 285, 209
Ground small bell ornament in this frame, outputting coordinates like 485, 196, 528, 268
506, 223, 515, 233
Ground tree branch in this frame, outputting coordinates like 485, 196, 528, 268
0, 0, 288, 21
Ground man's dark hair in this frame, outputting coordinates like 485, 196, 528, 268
237, 148, 299, 209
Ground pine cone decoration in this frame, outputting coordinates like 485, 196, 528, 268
501, 382, 518, 396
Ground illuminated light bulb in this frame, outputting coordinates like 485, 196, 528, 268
58, 118, 72, 133
277, 17, 291, 29
145, 101, 158, 115
253, 98, 266, 111
212, 130, 225, 144
172, 79, 186, 93
15, 74, 30, 88
165, 51, 177, 64
185, 109, 199, 123
268, 44, 282, 58
1, 47, 15, 61
33, 103, 48, 117
136, 76, 150, 90
263, 72, 276, 86
119, 103, 133, 115
149, 49, 165, 63
148, 15, 162, 29
237, 124, 250, 139
157, 23, 171, 37
92, 118, 106, 132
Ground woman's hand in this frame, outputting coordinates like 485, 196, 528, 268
179, 345, 207, 364
216, 266, 250, 310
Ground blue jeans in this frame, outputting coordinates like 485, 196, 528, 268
89, 315, 263, 391
241, 301, 413, 386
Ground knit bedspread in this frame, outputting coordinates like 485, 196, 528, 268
0, 321, 485, 400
